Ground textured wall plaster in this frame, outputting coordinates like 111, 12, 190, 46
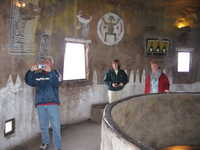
0, 0, 200, 149
1, 70, 200, 149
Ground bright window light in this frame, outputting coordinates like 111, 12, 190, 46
178, 52, 190, 72
63, 42, 86, 80
5, 122, 12, 133
4, 119, 15, 136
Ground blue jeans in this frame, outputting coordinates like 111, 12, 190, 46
37, 105, 61, 150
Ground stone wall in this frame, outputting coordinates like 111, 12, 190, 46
1, 69, 200, 149
0, 75, 39, 150
0, 0, 200, 149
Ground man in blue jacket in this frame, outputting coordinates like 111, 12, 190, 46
104, 59, 128, 103
25, 56, 62, 150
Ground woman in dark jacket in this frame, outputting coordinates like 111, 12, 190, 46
104, 59, 128, 103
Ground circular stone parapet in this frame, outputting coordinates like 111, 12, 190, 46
101, 92, 200, 150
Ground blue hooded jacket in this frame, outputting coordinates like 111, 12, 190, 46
25, 70, 61, 106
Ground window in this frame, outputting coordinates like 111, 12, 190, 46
63, 38, 91, 81
173, 48, 193, 83
4, 118, 15, 137
177, 51, 191, 72
63, 42, 86, 80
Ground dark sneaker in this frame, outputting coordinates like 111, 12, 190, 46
40, 144, 48, 150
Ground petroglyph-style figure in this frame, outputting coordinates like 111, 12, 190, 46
38, 32, 50, 61
103, 15, 120, 42
97, 12, 124, 46
8, 0, 40, 55
76, 11, 92, 38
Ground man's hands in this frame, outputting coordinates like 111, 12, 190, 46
30, 64, 51, 72
112, 82, 124, 88
31, 64, 38, 71
44, 64, 51, 72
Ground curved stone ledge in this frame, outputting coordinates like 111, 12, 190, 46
101, 92, 200, 150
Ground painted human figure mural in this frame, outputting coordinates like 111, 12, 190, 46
97, 12, 124, 46
103, 15, 120, 42
38, 32, 50, 61
76, 11, 92, 38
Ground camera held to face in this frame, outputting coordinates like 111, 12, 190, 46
38, 64, 45, 70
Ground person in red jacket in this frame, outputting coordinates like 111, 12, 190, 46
144, 60, 169, 94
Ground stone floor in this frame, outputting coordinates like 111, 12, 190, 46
26, 120, 101, 150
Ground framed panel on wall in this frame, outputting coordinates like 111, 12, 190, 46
145, 39, 169, 56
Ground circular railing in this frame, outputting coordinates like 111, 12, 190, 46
101, 92, 200, 150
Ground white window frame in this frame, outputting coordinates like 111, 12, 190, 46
176, 48, 193, 73
63, 38, 91, 81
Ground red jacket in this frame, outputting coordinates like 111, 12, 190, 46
144, 73, 169, 94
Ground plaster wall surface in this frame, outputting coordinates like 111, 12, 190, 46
0, 75, 40, 150
0, 0, 200, 149
1, 69, 200, 149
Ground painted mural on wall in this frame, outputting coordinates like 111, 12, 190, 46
8, 0, 40, 55
145, 39, 169, 56
97, 12, 124, 46
8, 1, 28, 55
38, 32, 50, 61
76, 11, 92, 38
